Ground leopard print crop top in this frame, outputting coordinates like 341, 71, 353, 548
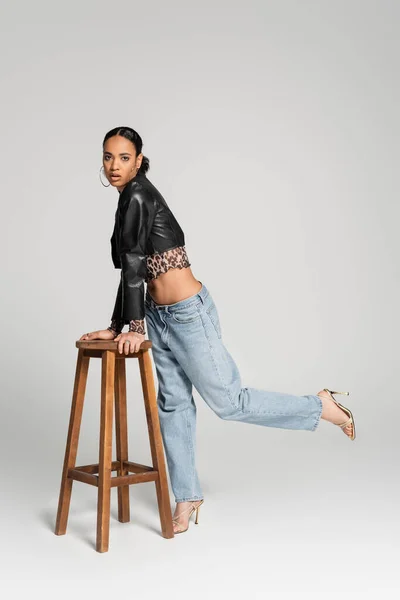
107, 245, 191, 336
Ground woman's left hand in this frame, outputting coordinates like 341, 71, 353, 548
114, 331, 145, 355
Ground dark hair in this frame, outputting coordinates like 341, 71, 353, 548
102, 126, 150, 174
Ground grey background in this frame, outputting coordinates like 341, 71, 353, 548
1, 0, 398, 597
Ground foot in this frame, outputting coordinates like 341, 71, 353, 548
172, 500, 203, 534
317, 389, 354, 438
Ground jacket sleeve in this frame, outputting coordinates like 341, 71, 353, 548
109, 188, 155, 332
110, 221, 121, 269
108, 277, 124, 335
107, 218, 124, 334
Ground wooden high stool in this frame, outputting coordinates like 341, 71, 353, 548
55, 339, 174, 552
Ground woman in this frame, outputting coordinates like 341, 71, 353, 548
80, 126, 356, 535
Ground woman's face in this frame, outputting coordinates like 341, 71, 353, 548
103, 135, 143, 191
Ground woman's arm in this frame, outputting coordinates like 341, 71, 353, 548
108, 187, 156, 335
107, 277, 124, 335
107, 279, 145, 335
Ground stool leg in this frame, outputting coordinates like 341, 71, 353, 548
114, 358, 130, 523
96, 350, 115, 553
139, 349, 174, 539
55, 348, 90, 535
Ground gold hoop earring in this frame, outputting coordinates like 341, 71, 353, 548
99, 166, 111, 187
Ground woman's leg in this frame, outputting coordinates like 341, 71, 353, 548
165, 287, 324, 431
145, 305, 204, 504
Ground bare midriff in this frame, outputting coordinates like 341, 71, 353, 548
108, 245, 202, 336
147, 265, 202, 305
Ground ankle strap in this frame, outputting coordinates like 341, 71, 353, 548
172, 501, 202, 520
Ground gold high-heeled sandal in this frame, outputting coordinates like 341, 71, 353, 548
172, 500, 204, 534
322, 389, 356, 440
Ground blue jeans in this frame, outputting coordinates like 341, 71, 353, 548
145, 282, 323, 503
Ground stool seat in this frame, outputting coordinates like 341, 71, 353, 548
55, 339, 174, 552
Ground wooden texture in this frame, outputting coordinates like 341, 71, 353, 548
114, 358, 130, 523
55, 348, 89, 535
96, 350, 115, 552
139, 349, 174, 539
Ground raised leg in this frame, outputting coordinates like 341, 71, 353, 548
96, 350, 115, 553
55, 348, 90, 535
114, 357, 130, 523
139, 348, 174, 539
168, 294, 323, 432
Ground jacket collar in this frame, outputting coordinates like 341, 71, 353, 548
118, 171, 146, 195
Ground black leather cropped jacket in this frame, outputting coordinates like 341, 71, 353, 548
110, 171, 186, 329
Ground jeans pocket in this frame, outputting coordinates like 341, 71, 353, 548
171, 302, 201, 323
206, 302, 222, 338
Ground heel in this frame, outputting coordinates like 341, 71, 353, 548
323, 388, 356, 441
194, 498, 204, 524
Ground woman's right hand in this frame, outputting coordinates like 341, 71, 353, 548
79, 329, 116, 341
